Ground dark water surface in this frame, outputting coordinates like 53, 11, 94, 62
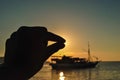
30, 61, 120, 80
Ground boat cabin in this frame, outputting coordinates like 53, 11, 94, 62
51, 55, 88, 64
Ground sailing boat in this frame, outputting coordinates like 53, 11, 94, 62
49, 42, 100, 69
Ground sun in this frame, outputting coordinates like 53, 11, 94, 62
60, 33, 72, 48
64, 38, 70, 47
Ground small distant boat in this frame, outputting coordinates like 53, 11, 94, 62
49, 42, 100, 69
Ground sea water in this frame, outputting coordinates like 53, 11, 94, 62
30, 61, 120, 80
0, 59, 120, 80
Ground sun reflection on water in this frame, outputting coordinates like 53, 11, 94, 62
59, 72, 65, 80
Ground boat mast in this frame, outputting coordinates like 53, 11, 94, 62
88, 41, 91, 62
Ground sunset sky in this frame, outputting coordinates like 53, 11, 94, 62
0, 0, 120, 61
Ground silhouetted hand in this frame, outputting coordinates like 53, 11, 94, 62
0, 26, 65, 80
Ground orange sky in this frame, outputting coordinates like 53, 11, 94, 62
0, 0, 120, 61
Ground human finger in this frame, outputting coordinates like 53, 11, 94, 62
41, 43, 65, 62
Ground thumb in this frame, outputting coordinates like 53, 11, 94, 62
41, 43, 65, 62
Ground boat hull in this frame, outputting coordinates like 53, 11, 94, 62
50, 62, 99, 69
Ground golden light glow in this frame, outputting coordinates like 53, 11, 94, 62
60, 72, 64, 76
59, 72, 65, 80
60, 33, 73, 50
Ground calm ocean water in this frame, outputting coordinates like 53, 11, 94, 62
0, 58, 120, 80
30, 62, 120, 80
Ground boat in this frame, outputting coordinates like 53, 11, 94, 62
49, 42, 100, 69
